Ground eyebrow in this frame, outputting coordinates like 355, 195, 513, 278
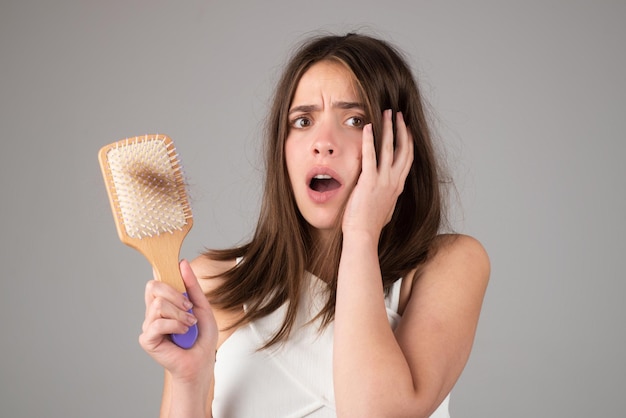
288, 101, 365, 115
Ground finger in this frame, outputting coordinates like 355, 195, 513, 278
179, 259, 218, 346
392, 112, 414, 181
139, 325, 168, 353
401, 130, 414, 180
360, 123, 377, 177
393, 112, 411, 166
392, 112, 413, 185
144, 279, 163, 318
145, 279, 193, 315
140, 317, 191, 352
179, 259, 209, 311
143, 315, 195, 340
145, 268, 160, 317
379, 109, 394, 169
144, 295, 197, 331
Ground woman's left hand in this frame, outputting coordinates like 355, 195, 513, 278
342, 109, 414, 240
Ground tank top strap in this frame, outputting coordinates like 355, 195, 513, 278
386, 277, 403, 314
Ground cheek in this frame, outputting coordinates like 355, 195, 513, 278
345, 151, 363, 186
351, 141, 363, 169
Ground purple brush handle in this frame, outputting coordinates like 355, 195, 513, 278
171, 292, 198, 349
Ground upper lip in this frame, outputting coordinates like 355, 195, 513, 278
306, 166, 343, 188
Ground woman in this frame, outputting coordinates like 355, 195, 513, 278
140, 33, 490, 417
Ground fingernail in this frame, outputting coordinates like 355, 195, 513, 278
186, 313, 198, 326
183, 299, 193, 310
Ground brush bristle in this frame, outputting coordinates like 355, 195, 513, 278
106, 135, 192, 239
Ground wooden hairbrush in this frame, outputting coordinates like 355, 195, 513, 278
98, 134, 198, 348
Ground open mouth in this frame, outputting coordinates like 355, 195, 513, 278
309, 174, 341, 192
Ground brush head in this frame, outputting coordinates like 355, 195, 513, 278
99, 134, 193, 241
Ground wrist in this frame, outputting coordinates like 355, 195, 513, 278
168, 372, 212, 417
169, 361, 213, 388
339, 231, 381, 278
341, 229, 380, 249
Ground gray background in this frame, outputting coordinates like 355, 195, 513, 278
1, 1, 624, 417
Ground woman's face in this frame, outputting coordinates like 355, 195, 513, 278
285, 60, 366, 239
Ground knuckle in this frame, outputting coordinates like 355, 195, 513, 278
138, 332, 149, 349
152, 319, 169, 335
152, 297, 167, 315
145, 280, 158, 294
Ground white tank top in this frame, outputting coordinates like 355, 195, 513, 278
212, 272, 450, 417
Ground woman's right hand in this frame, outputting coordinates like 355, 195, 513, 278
139, 259, 218, 384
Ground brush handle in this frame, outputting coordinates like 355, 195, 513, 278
171, 292, 199, 349
138, 229, 198, 349
150, 251, 198, 349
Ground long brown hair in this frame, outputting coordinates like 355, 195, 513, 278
205, 33, 448, 348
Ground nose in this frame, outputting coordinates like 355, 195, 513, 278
313, 142, 334, 155
312, 121, 337, 156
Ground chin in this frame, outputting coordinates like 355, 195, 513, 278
293, 192, 346, 235
301, 212, 340, 234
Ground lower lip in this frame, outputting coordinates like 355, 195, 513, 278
307, 187, 341, 204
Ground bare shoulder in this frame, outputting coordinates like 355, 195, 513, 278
398, 234, 489, 314
423, 234, 490, 280
189, 253, 238, 296
413, 234, 490, 307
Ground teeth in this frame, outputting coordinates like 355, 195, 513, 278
313, 174, 332, 180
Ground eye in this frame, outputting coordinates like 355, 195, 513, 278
346, 116, 365, 128
291, 116, 312, 129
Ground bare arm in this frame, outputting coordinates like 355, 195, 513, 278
160, 368, 213, 418
333, 111, 489, 416
160, 367, 215, 418
334, 234, 489, 417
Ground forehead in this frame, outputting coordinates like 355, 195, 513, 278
291, 60, 359, 104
